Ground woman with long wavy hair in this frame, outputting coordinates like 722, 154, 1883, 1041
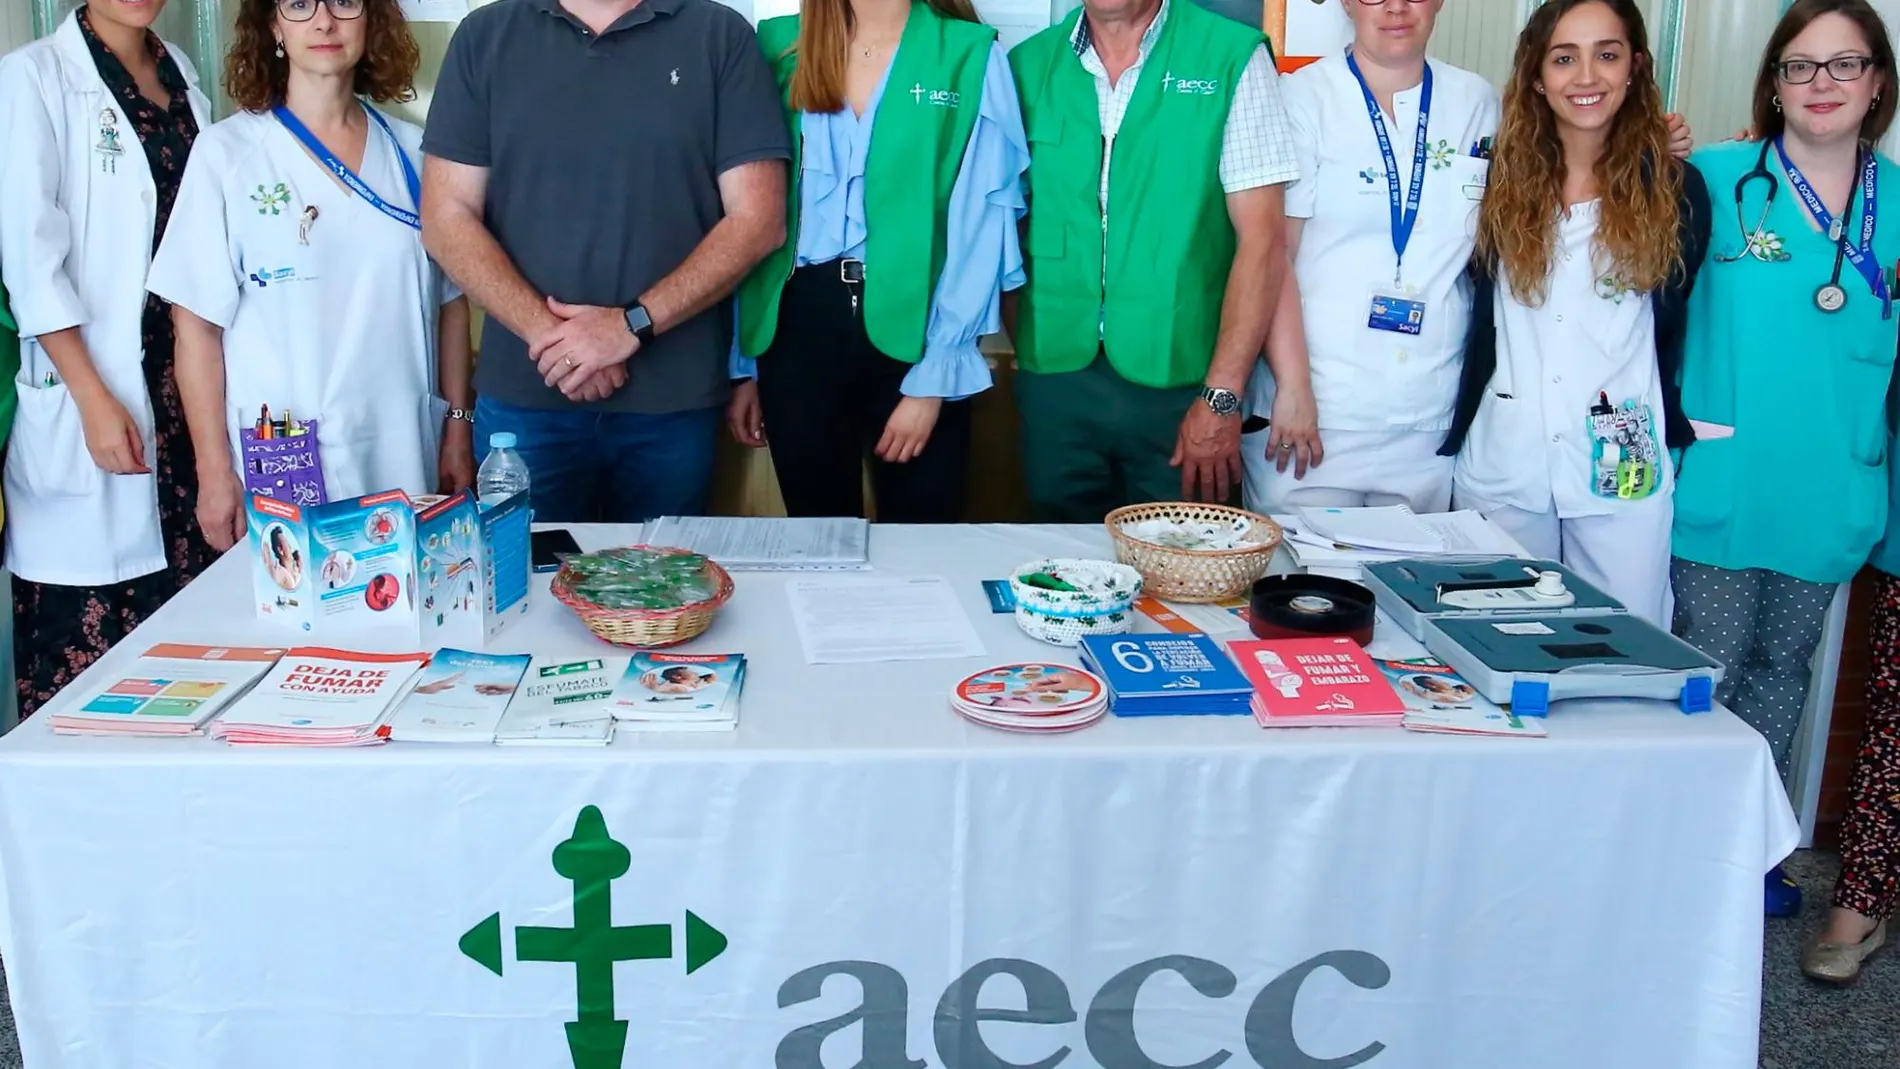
726, 0, 1027, 523
148, 0, 474, 550
1438, 0, 1709, 629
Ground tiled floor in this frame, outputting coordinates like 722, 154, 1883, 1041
0, 850, 1892, 1067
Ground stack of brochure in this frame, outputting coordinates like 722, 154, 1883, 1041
493, 657, 621, 746
214, 648, 428, 746
1228, 636, 1406, 728
950, 662, 1108, 733
52, 644, 286, 737
608, 653, 746, 731
641, 516, 869, 571
386, 650, 533, 743
1077, 633, 1254, 716
1379, 657, 1547, 739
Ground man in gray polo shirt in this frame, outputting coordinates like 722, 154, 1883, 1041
421, 0, 788, 523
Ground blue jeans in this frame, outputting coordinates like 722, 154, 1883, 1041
474, 398, 720, 524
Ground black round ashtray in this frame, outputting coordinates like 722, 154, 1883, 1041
1249, 574, 1379, 647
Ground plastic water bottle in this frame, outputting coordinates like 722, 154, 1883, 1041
477, 432, 531, 509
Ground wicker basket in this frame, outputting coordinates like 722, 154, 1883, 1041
550, 546, 735, 649
1105, 502, 1283, 603
1008, 558, 1143, 646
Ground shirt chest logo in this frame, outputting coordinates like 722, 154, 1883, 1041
1160, 72, 1219, 97
249, 266, 297, 288
251, 182, 292, 216
910, 83, 960, 107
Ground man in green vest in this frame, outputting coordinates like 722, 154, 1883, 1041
1009, 0, 1297, 521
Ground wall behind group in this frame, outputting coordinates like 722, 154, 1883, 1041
9, 0, 1827, 150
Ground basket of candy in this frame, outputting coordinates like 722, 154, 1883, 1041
1105, 502, 1282, 603
551, 546, 734, 648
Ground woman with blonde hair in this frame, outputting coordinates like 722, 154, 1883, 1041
727, 0, 1027, 522
1439, 0, 1709, 628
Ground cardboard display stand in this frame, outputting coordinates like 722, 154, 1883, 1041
248, 488, 531, 647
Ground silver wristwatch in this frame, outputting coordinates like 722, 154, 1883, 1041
1199, 386, 1242, 417
445, 407, 475, 424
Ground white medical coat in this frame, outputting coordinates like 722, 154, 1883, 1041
148, 107, 455, 503
0, 13, 212, 586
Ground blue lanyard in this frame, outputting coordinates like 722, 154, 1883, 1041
1347, 53, 1432, 287
272, 103, 421, 231
1776, 136, 1885, 301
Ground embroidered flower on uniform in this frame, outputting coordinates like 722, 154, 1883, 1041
1428, 138, 1456, 170
1745, 229, 1791, 262
251, 182, 291, 215
1594, 275, 1638, 302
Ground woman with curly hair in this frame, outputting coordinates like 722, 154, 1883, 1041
1439, 0, 1709, 629
149, 0, 474, 549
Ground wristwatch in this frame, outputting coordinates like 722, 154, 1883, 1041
445, 407, 475, 424
623, 303, 656, 345
1200, 385, 1242, 417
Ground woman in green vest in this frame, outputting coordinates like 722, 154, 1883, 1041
727, 0, 1028, 523
1671, 0, 1900, 922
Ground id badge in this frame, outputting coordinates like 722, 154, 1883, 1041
1368, 292, 1426, 336
1586, 398, 1660, 501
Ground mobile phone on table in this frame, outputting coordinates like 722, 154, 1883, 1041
532, 528, 583, 573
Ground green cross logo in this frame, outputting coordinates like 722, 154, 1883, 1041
457, 806, 728, 1069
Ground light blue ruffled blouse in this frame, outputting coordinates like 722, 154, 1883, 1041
731, 41, 1029, 400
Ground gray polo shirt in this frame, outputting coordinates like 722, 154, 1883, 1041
424, 0, 790, 413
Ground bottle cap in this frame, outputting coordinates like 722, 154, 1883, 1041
489, 432, 518, 450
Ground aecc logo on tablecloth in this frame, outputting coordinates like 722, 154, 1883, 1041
459, 807, 1392, 1069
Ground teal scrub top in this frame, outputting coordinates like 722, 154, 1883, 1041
1673, 140, 1900, 585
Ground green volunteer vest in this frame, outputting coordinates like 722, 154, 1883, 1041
1010, 3, 1259, 388
738, 4, 995, 361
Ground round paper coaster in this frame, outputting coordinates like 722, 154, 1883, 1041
954, 699, 1107, 733
953, 663, 1105, 717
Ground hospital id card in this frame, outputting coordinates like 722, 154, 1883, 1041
1368, 293, 1425, 336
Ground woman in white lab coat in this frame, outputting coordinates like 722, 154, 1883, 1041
1438, 0, 1709, 628
151, 0, 474, 553
0, 0, 219, 716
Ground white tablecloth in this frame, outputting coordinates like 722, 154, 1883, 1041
0, 524, 1797, 1069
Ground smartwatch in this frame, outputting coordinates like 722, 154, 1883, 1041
1200, 385, 1242, 417
623, 303, 656, 345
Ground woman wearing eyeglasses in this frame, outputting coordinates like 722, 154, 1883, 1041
0, 0, 219, 717
150, 0, 473, 551
1669, 0, 1900, 925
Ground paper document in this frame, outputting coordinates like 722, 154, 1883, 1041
1297, 504, 1445, 554
643, 516, 870, 571
787, 575, 986, 664
1415, 511, 1525, 556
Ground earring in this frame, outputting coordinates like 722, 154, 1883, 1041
275, 42, 284, 58
1535, 83, 1545, 95
1773, 93, 1782, 111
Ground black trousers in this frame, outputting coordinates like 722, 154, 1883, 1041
755, 262, 973, 523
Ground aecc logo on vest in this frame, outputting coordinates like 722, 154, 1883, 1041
909, 83, 962, 107
1160, 71, 1219, 96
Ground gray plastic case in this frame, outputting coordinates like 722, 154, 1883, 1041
1362, 557, 1621, 640
1422, 614, 1726, 706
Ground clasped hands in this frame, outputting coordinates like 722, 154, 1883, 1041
530, 297, 638, 402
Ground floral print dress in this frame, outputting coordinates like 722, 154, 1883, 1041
13, 9, 217, 719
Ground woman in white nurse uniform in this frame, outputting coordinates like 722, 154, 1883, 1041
0, 0, 219, 717
1242, 0, 1497, 514
1439, 0, 1710, 628
151, 0, 474, 552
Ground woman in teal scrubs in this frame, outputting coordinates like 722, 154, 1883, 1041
1671, 0, 1900, 917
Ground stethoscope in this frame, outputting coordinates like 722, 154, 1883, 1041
1719, 138, 1855, 312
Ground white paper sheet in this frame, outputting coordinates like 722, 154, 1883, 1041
1297, 504, 1446, 554
786, 575, 986, 664
643, 516, 870, 571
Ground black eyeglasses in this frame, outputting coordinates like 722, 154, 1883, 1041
1775, 55, 1876, 84
277, 0, 364, 22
